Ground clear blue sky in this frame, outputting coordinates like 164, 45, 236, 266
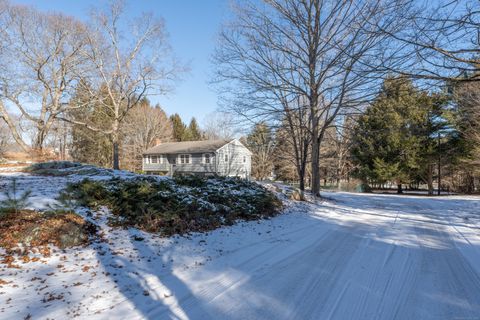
14, 0, 228, 124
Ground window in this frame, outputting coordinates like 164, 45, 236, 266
151, 156, 158, 164
224, 154, 228, 162
243, 156, 246, 163
179, 154, 191, 164
204, 153, 211, 164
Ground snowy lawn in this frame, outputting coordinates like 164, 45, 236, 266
1, 172, 480, 319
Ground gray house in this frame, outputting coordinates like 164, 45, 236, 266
142, 139, 252, 179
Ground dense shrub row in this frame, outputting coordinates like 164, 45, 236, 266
62, 175, 282, 236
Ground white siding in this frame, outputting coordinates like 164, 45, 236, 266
216, 140, 251, 179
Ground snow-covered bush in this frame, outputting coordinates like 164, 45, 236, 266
62, 176, 282, 236
27, 161, 82, 171
24, 161, 122, 177
25, 161, 82, 176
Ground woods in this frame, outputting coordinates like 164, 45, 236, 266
0, 0, 179, 170
0, 0, 479, 194
213, 0, 480, 195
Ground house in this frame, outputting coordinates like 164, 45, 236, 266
142, 139, 252, 179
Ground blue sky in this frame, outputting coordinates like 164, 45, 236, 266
14, 0, 228, 124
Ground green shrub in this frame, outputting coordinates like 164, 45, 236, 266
0, 178, 32, 215
61, 179, 110, 208
62, 176, 282, 236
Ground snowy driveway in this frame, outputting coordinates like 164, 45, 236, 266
1, 173, 480, 319
151, 192, 480, 320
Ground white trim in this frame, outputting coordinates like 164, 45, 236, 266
215, 139, 253, 155
203, 153, 212, 164
178, 154, 191, 164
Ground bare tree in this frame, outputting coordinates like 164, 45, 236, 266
214, 0, 412, 196
65, 0, 179, 169
0, 119, 10, 157
122, 100, 173, 171
453, 81, 480, 162
382, 0, 480, 81
273, 102, 312, 194
202, 112, 241, 140
246, 122, 276, 180
0, 3, 89, 152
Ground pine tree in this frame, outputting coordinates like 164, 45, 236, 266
187, 118, 203, 141
351, 77, 449, 193
0, 178, 32, 215
170, 113, 187, 142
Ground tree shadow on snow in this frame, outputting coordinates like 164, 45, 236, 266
92, 195, 480, 319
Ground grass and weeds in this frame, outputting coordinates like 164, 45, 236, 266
0, 209, 97, 251
62, 175, 282, 236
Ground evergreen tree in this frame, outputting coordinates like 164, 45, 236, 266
170, 113, 187, 142
351, 77, 449, 193
186, 117, 203, 141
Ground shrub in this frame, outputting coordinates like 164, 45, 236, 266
62, 176, 282, 236
24, 161, 117, 177
26, 161, 81, 172
0, 178, 32, 216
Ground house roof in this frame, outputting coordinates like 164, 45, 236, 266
143, 139, 232, 155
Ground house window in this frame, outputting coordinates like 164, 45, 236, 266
224, 154, 228, 162
151, 156, 158, 164
204, 153, 211, 164
179, 154, 191, 164
243, 156, 246, 163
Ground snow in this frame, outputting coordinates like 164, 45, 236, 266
1, 171, 480, 319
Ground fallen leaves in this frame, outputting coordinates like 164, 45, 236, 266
1, 256, 20, 269
0, 210, 97, 253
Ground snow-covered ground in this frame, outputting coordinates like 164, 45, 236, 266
1, 172, 480, 319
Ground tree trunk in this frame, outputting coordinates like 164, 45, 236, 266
311, 135, 321, 197
0, 103, 30, 152
33, 129, 47, 152
397, 183, 403, 194
297, 161, 306, 201
113, 140, 120, 170
112, 119, 120, 170
427, 164, 434, 195
298, 175, 305, 200
437, 155, 441, 196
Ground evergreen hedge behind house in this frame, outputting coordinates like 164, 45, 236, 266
62, 175, 282, 236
